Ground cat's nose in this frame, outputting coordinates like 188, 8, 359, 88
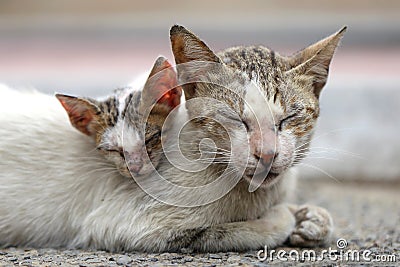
254, 150, 275, 167
127, 161, 143, 174
127, 153, 143, 174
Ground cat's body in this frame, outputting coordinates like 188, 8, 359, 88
0, 25, 345, 252
0, 86, 293, 250
0, 86, 124, 247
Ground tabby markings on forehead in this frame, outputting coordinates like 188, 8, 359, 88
218, 46, 283, 101
121, 90, 142, 120
98, 96, 119, 127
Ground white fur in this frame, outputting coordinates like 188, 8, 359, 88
239, 80, 294, 186
0, 85, 126, 247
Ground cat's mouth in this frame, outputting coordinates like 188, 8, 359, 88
243, 169, 280, 188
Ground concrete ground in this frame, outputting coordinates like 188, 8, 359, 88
0, 179, 398, 266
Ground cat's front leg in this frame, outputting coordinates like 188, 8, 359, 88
287, 204, 334, 247
166, 204, 296, 252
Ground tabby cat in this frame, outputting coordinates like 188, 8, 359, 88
0, 25, 345, 252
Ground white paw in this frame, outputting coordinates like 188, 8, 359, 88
289, 205, 333, 247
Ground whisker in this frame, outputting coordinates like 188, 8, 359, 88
305, 146, 364, 159
295, 128, 359, 151
304, 156, 342, 161
298, 163, 340, 183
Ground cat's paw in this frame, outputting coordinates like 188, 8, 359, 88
289, 205, 333, 247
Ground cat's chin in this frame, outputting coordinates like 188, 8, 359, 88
243, 171, 280, 188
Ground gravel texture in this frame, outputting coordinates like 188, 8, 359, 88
0, 180, 399, 266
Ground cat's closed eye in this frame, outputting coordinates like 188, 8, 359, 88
223, 114, 249, 130
277, 113, 297, 131
242, 120, 250, 131
97, 146, 124, 158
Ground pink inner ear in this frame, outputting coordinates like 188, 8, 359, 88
152, 61, 182, 109
69, 109, 94, 136
158, 86, 182, 109
57, 96, 95, 136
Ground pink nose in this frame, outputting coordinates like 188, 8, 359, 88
127, 161, 143, 174
130, 153, 142, 162
127, 152, 143, 174
255, 150, 275, 167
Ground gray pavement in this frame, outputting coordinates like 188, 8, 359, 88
0, 180, 398, 266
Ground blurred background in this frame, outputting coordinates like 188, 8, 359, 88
1, 0, 399, 183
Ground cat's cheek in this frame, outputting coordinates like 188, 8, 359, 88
119, 167, 134, 178
230, 130, 250, 168
104, 153, 131, 177
117, 162, 132, 178
271, 133, 296, 173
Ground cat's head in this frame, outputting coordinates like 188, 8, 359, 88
170, 25, 345, 188
56, 57, 181, 178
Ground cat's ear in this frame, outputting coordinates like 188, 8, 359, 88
286, 26, 347, 98
170, 25, 221, 64
140, 56, 182, 114
56, 94, 102, 136
170, 25, 222, 99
